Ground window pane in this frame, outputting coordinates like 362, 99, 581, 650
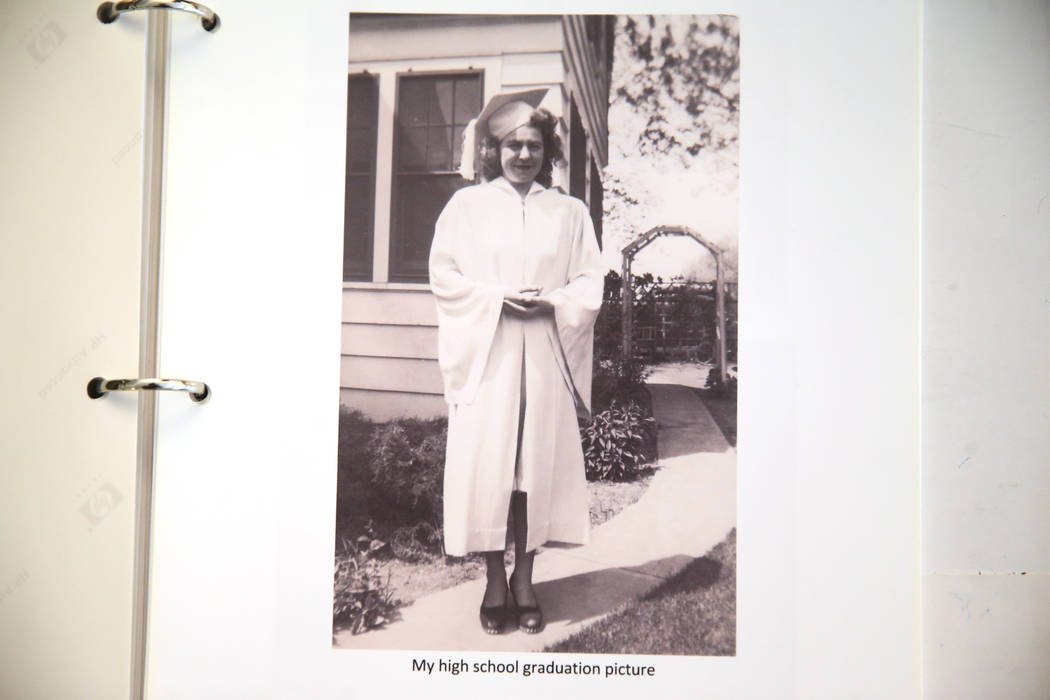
344, 175, 373, 279
429, 79, 453, 125
346, 176, 372, 232
453, 77, 480, 125
348, 76, 376, 127
400, 126, 427, 171
452, 125, 465, 168
400, 79, 428, 127
344, 73, 377, 281
391, 73, 481, 281
392, 175, 465, 280
348, 129, 373, 172
396, 74, 481, 177
426, 126, 452, 171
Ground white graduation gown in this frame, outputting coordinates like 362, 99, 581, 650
429, 176, 604, 556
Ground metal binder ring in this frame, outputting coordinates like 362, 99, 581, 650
87, 377, 211, 403
97, 1, 221, 32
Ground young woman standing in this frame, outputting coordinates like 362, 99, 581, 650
429, 89, 604, 634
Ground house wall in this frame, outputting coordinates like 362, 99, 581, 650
348, 14, 563, 63
342, 14, 611, 420
562, 16, 610, 166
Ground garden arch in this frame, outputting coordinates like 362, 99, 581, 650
621, 226, 729, 384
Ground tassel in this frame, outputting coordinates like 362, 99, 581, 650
458, 117, 478, 181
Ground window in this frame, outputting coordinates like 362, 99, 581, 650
344, 73, 379, 281
390, 72, 481, 282
569, 97, 587, 202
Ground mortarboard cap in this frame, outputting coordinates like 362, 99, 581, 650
475, 88, 551, 141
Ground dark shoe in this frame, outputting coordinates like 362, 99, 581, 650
479, 584, 508, 635
509, 589, 543, 634
479, 602, 506, 635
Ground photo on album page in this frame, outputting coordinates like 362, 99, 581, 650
333, 13, 739, 661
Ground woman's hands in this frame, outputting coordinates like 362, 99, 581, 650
503, 286, 554, 318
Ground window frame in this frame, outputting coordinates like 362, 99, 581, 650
388, 68, 484, 283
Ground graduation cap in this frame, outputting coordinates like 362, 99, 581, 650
458, 88, 551, 181
475, 88, 550, 141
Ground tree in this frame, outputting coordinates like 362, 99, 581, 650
603, 16, 740, 282
617, 15, 739, 160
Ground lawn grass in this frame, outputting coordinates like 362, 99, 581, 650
543, 528, 736, 656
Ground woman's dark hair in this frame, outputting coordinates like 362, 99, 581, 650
478, 107, 564, 187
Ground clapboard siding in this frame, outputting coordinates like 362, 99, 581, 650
340, 388, 447, 421
341, 322, 438, 360
341, 287, 437, 325
341, 355, 444, 395
340, 288, 442, 418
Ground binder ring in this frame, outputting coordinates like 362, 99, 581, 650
97, 1, 221, 33
87, 377, 211, 403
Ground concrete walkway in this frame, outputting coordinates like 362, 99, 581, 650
334, 363, 736, 652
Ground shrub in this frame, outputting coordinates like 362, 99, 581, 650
703, 367, 738, 397
592, 355, 651, 414
336, 409, 378, 521
332, 533, 401, 635
591, 271, 652, 411
335, 409, 447, 559
580, 400, 656, 482
367, 418, 447, 524
596, 270, 738, 366
388, 521, 443, 562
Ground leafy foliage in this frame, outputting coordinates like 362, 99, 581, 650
367, 419, 447, 522
594, 269, 738, 370
617, 15, 739, 159
592, 271, 652, 412
703, 366, 738, 397
332, 533, 401, 635
603, 15, 740, 283
336, 410, 447, 559
592, 353, 651, 416
581, 400, 657, 482
388, 521, 444, 562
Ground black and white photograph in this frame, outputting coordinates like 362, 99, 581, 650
333, 13, 740, 655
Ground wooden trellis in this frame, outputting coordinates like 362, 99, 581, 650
621, 226, 728, 384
